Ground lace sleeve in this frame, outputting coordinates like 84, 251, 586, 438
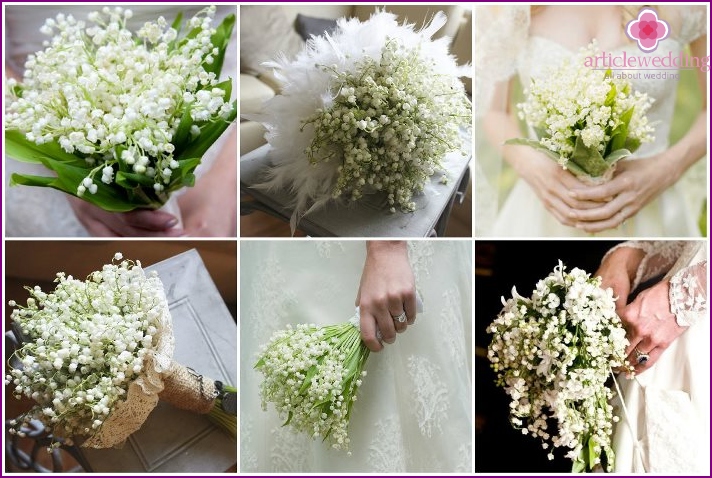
669, 260, 707, 327
602, 241, 686, 290
474, 5, 530, 115
677, 5, 707, 45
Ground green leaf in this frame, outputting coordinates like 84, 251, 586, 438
604, 81, 617, 107
172, 104, 194, 151
115, 171, 156, 189
5, 130, 86, 166
11, 159, 138, 212
166, 157, 201, 192
176, 101, 236, 161
204, 14, 235, 77
589, 435, 599, 470
604, 148, 632, 166
504, 137, 562, 163
10, 173, 55, 188
533, 126, 550, 141
170, 11, 184, 32
299, 365, 319, 395
282, 411, 293, 427
570, 135, 610, 177
625, 136, 642, 154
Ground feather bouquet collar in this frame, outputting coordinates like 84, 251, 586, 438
247, 10, 471, 232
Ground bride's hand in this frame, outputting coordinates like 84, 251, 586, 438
568, 156, 675, 232
511, 148, 606, 226
356, 241, 416, 352
619, 279, 687, 374
67, 196, 184, 237
594, 245, 646, 313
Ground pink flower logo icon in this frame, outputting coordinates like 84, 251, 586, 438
626, 8, 669, 52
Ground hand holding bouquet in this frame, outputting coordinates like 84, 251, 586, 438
253, 11, 471, 229
506, 41, 654, 184
5, 6, 236, 212
255, 295, 423, 452
487, 261, 632, 472
5, 254, 236, 450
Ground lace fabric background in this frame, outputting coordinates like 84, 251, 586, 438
474, 5, 708, 237
240, 241, 472, 473
3, 5, 237, 237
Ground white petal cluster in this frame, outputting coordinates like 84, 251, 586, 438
304, 39, 470, 212
487, 261, 632, 472
5, 255, 169, 446
255, 322, 369, 452
4, 6, 230, 197
519, 41, 654, 164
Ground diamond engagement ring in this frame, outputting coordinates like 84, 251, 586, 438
634, 347, 649, 365
393, 312, 407, 323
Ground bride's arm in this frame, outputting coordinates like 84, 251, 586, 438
483, 79, 604, 227
570, 35, 708, 233
356, 241, 416, 352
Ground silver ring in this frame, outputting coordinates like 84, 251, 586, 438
634, 347, 649, 365
392, 312, 407, 323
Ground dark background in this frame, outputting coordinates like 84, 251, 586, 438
474, 240, 620, 472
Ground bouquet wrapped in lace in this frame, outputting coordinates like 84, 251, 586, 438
487, 261, 632, 472
5, 254, 236, 450
4, 6, 236, 213
505, 41, 654, 184
252, 11, 471, 229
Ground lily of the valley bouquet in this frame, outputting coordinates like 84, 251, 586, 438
253, 11, 471, 229
487, 262, 632, 472
255, 316, 369, 452
506, 41, 654, 184
5, 254, 236, 449
255, 296, 422, 451
4, 7, 236, 213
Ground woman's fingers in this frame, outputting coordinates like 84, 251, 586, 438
359, 310, 383, 352
626, 345, 661, 375
403, 289, 417, 326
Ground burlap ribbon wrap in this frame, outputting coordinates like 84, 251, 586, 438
158, 362, 217, 414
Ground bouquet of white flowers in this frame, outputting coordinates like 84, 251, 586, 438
505, 41, 654, 184
487, 261, 632, 472
5, 254, 236, 450
252, 11, 471, 229
255, 319, 369, 452
5, 6, 236, 212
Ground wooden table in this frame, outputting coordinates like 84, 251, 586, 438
241, 141, 471, 237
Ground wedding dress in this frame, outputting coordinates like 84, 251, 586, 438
475, 5, 707, 237
240, 241, 472, 473
3, 5, 236, 237
609, 241, 708, 473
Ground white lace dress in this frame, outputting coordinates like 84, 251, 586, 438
609, 241, 708, 473
3, 5, 236, 237
475, 6, 707, 237
240, 241, 472, 473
